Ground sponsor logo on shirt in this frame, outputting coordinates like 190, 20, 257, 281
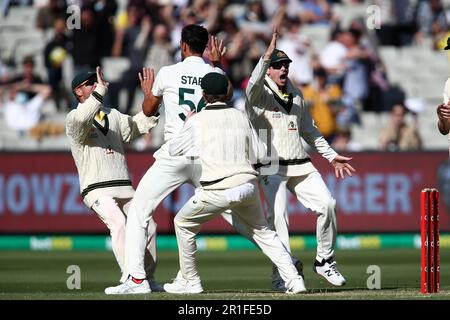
272, 107, 282, 118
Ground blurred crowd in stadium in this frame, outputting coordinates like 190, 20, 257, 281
0, 0, 449, 151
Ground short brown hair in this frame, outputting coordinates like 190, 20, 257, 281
22, 55, 34, 65
203, 93, 228, 104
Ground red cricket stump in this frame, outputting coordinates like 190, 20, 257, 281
429, 190, 435, 293
421, 189, 440, 294
420, 190, 428, 293
434, 190, 440, 292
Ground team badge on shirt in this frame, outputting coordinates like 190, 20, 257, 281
288, 121, 297, 131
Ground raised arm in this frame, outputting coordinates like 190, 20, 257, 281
134, 16, 152, 50
139, 67, 161, 117
437, 103, 450, 135
205, 35, 225, 69
263, 30, 277, 64
246, 30, 277, 107
14, 82, 52, 100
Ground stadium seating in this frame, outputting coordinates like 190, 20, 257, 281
1, 3, 450, 151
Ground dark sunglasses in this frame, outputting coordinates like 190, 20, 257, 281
270, 61, 290, 70
79, 78, 96, 87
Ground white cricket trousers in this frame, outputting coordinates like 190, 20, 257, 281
174, 180, 301, 285
92, 196, 157, 283
125, 148, 252, 279
261, 171, 337, 262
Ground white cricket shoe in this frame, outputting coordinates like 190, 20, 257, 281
163, 278, 204, 294
285, 277, 307, 294
104, 278, 151, 295
313, 258, 346, 286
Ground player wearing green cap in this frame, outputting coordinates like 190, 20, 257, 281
162, 72, 306, 294
246, 30, 355, 290
67, 67, 161, 290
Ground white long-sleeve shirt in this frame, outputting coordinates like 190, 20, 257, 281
66, 84, 158, 207
246, 58, 338, 176
169, 102, 257, 190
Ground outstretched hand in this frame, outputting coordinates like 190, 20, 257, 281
138, 67, 155, 97
331, 155, 355, 179
96, 66, 109, 89
205, 35, 225, 65
437, 102, 450, 121
263, 29, 278, 61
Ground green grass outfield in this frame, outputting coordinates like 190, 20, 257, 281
0, 249, 449, 300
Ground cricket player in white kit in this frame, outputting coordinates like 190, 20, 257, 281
163, 72, 306, 294
105, 24, 263, 295
247, 31, 355, 289
438, 40, 450, 156
438, 78, 450, 150
66, 67, 161, 288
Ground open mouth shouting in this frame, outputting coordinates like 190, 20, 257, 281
268, 59, 290, 88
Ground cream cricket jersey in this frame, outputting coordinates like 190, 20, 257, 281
152, 56, 224, 143
169, 102, 257, 190
66, 84, 158, 207
246, 58, 338, 176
